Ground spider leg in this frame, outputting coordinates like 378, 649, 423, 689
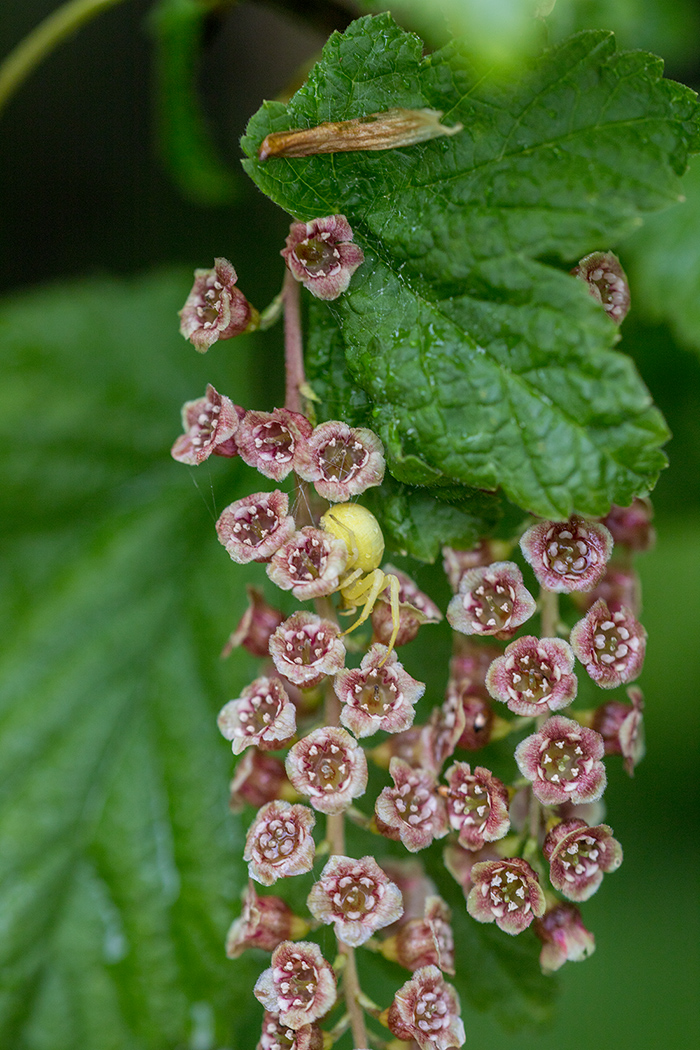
340, 569, 386, 636
378, 573, 402, 664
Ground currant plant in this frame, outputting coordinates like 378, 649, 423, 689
164, 13, 699, 1047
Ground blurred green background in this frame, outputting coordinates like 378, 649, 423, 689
1, 2, 698, 1048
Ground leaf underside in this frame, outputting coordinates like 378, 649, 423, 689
243, 16, 700, 519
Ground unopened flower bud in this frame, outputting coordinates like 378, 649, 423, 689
221, 586, 285, 659
601, 498, 655, 552
226, 882, 309, 957
380, 895, 455, 975
228, 750, 293, 812
534, 903, 595, 974
591, 686, 645, 775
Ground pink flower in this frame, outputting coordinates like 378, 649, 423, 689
467, 857, 545, 935
570, 599, 647, 688
375, 759, 449, 852
225, 882, 309, 957
254, 941, 336, 1029
446, 561, 536, 639
170, 384, 243, 464
269, 612, 345, 688
572, 251, 630, 324
307, 855, 403, 946
520, 517, 613, 593
285, 727, 367, 815
387, 965, 465, 1050
236, 408, 313, 481
267, 527, 348, 601
371, 566, 443, 648
281, 215, 364, 300
257, 1013, 324, 1050
228, 750, 292, 812
221, 585, 285, 659
514, 715, 607, 806
485, 635, 578, 716
543, 819, 623, 901
217, 677, 296, 754
443, 762, 510, 851
534, 903, 596, 974
216, 490, 295, 564
179, 257, 257, 351
294, 421, 385, 502
333, 644, 425, 738
382, 896, 455, 976
601, 498, 655, 552
592, 686, 645, 775
244, 801, 316, 886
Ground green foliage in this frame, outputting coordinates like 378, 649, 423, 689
624, 156, 700, 356
0, 273, 264, 1049
243, 15, 700, 520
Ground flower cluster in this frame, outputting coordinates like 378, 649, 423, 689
171, 220, 651, 1048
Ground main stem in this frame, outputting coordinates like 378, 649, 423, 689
529, 586, 560, 842
284, 274, 368, 1050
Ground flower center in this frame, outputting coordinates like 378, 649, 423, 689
489, 866, 529, 914
394, 780, 435, 827
305, 741, 350, 792
253, 421, 295, 465
320, 436, 369, 481
287, 539, 327, 582
198, 280, 223, 325
560, 833, 601, 876
335, 877, 378, 918
295, 238, 342, 277
593, 616, 630, 666
510, 653, 552, 702
447, 778, 492, 830
540, 737, 584, 784
471, 581, 514, 630
233, 504, 279, 547
415, 988, 450, 1034
285, 626, 333, 666
544, 526, 595, 578
357, 670, 399, 715
277, 955, 316, 1007
257, 817, 301, 864
240, 687, 283, 736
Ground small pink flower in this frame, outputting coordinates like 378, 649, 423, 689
307, 855, 403, 946
371, 566, 443, 648
442, 541, 513, 593
236, 408, 313, 481
572, 251, 630, 324
520, 517, 613, 593
170, 384, 243, 465
179, 257, 257, 351
281, 215, 364, 300
333, 644, 425, 738
221, 586, 285, 659
543, 819, 623, 901
570, 599, 647, 688
244, 801, 316, 886
226, 882, 309, 957
387, 965, 465, 1050
267, 527, 348, 601
375, 758, 449, 852
485, 635, 578, 716
216, 490, 296, 564
383, 896, 455, 975
294, 421, 385, 502
443, 762, 510, 851
467, 857, 545, 935
257, 1012, 324, 1050
601, 498, 655, 552
514, 715, 607, 806
534, 903, 596, 974
217, 677, 296, 754
228, 750, 292, 812
269, 612, 345, 688
254, 941, 336, 1029
286, 727, 367, 815
446, 562, 536, 639
592, 686, 645, 775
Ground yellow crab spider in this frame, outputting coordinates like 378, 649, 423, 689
320, 502, 402, 659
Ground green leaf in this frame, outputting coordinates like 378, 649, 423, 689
242, 17, 699, 516
624, 155, 700, 355
0, 273, 265, 1049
